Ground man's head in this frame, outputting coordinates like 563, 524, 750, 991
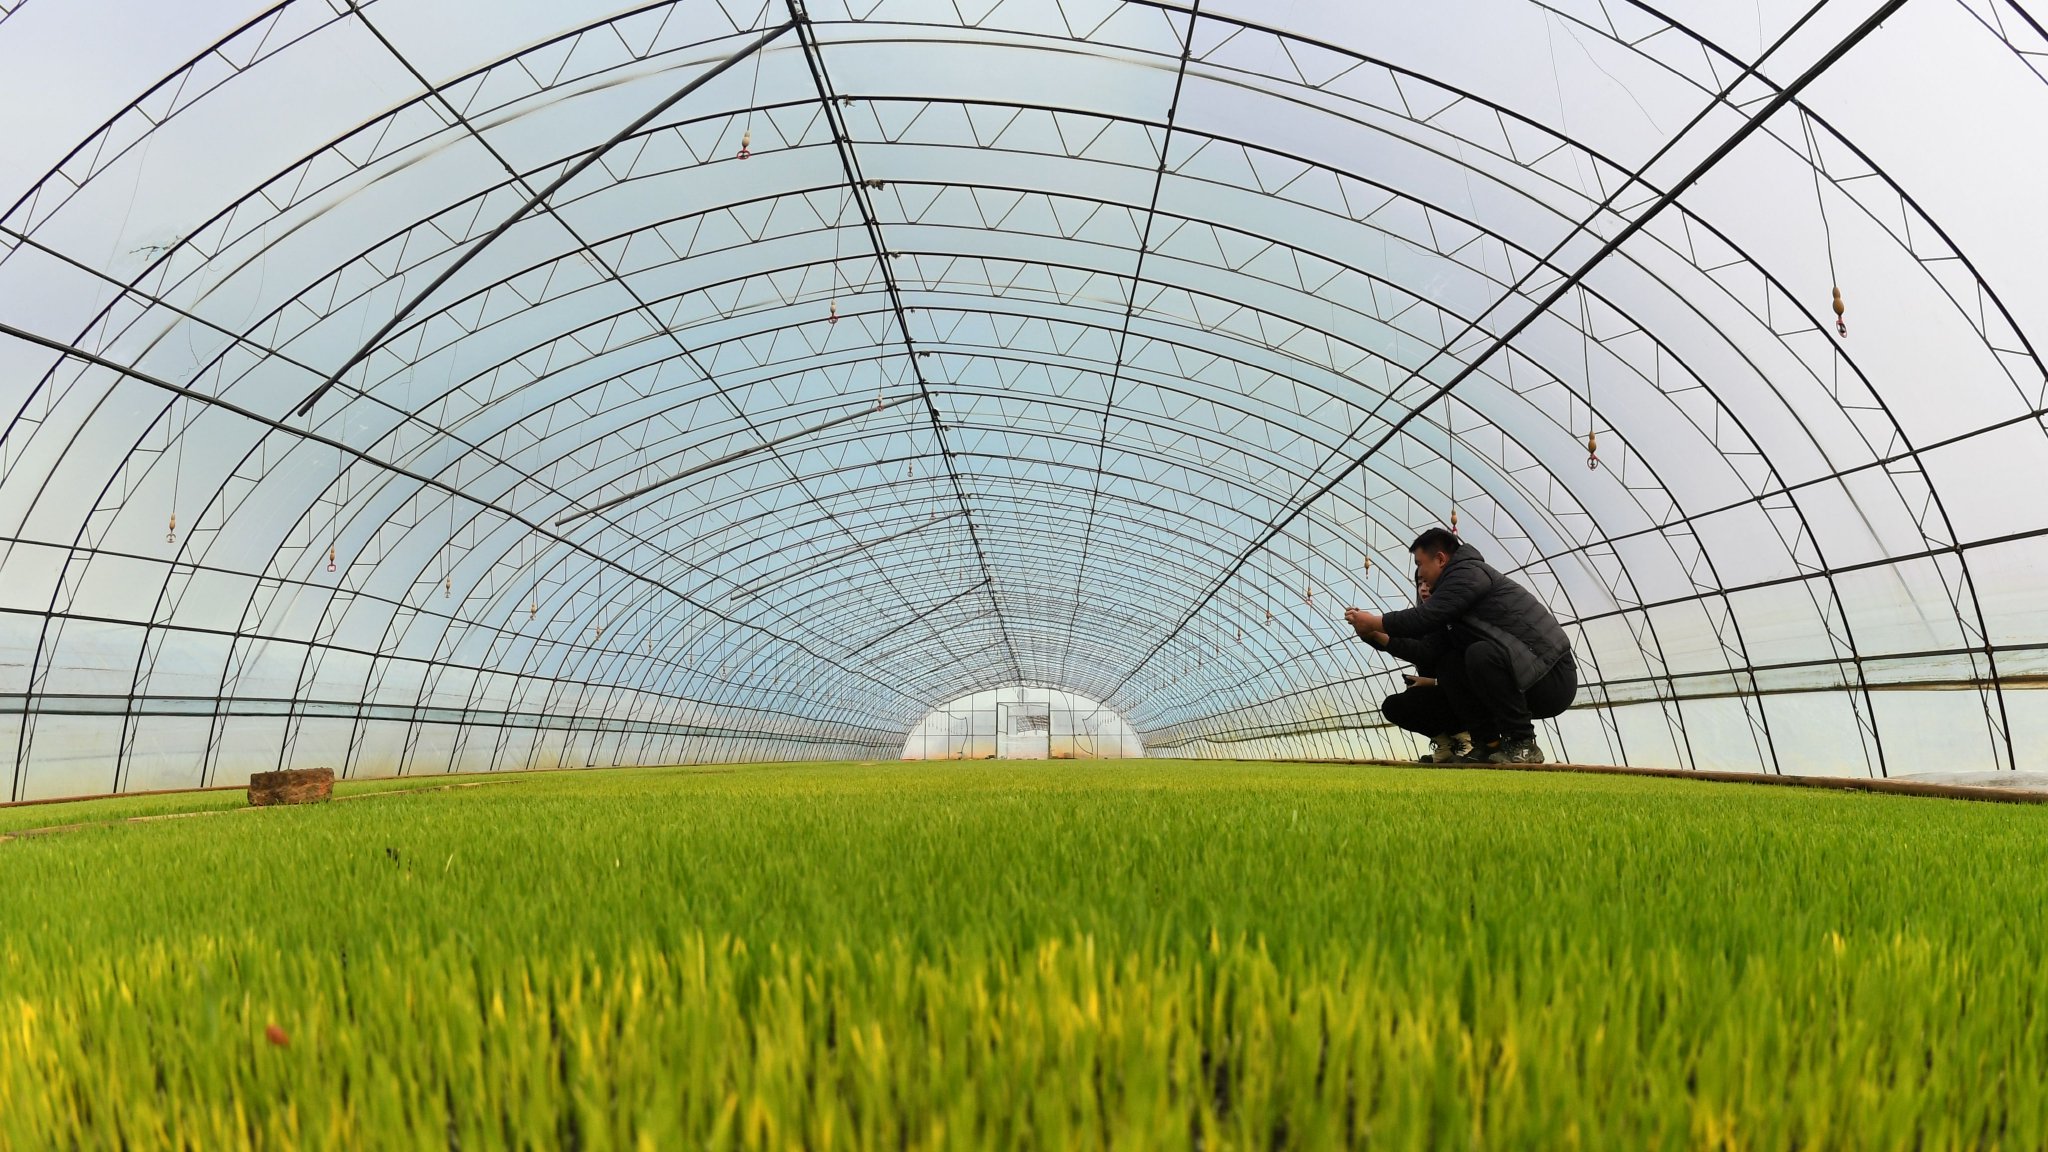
1409, 527, 1461, 586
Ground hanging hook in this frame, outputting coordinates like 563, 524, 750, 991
444, 576, 451, 599
166, 513, 177, 545
737, 129, 752, 160
827, 299, 838, 325
1586, 429, 1600, 471
328, 545, 338, 573
1831, 285, 1847, 337
1450, 507, 1459, 535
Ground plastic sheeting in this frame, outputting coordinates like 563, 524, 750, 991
1, 0, 2045, 797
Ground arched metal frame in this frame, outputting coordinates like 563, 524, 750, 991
2, 0, 2045, 797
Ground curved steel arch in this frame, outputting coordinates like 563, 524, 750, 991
64, 85, 1957, 664
12, 49, 1933, 594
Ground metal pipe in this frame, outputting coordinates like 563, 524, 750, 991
730, 510, 963, 602
554, 395, 914, 526
292, 19, 798, 418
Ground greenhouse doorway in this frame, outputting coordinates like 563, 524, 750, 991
901, 686, 1144, 760
996, 701, 1051, 759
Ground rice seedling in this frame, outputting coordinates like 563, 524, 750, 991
2, 759, 2044, 1148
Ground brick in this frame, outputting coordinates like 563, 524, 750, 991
247, 767, 334, 806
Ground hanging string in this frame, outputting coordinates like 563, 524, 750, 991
738, 26, 764, 160
1445, 395, 1458, 535
1303, 519, 1314, 607
1360, 470, 1372, 577
328, 440, 342, 572
442, 494, 454, 599
1801, 110, 1846, 337
828, 185, 848, 326
1581, 288, 1600, 471
166, 396, 184, 545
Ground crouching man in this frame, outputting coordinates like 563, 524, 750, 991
1346, 528, 1576, 764
1348, 574, 1471, 763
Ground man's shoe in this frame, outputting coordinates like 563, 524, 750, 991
1421, 732, 1472, 764
1455, 739, 1496, 764
1487, 737, 1545, 765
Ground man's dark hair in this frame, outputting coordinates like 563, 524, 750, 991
1409, 527, 1460, 557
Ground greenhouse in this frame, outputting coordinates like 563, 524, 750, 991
4, 0, 2048, 1145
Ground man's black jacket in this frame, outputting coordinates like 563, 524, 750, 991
1364, 629, 1450, 680
1380, 543, 1571, 690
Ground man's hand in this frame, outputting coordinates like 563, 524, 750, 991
1343, 607, 1383, 637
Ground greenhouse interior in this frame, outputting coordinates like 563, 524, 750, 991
4, 0, 2048, 1145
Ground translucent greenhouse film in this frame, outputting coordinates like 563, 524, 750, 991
2, 0, 2046, 799
902, 686, 1144, 759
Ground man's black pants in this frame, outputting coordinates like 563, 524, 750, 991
1436, 642, 1576, 742
1381, 684, 1461, 739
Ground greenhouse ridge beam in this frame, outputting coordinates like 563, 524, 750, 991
1055, 0, 1202, 690
290, 17, 798, 419
785, 0, 1025, 687
1101, 0, 1911, 705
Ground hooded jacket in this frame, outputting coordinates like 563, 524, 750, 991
1380, 543, 1571, 690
